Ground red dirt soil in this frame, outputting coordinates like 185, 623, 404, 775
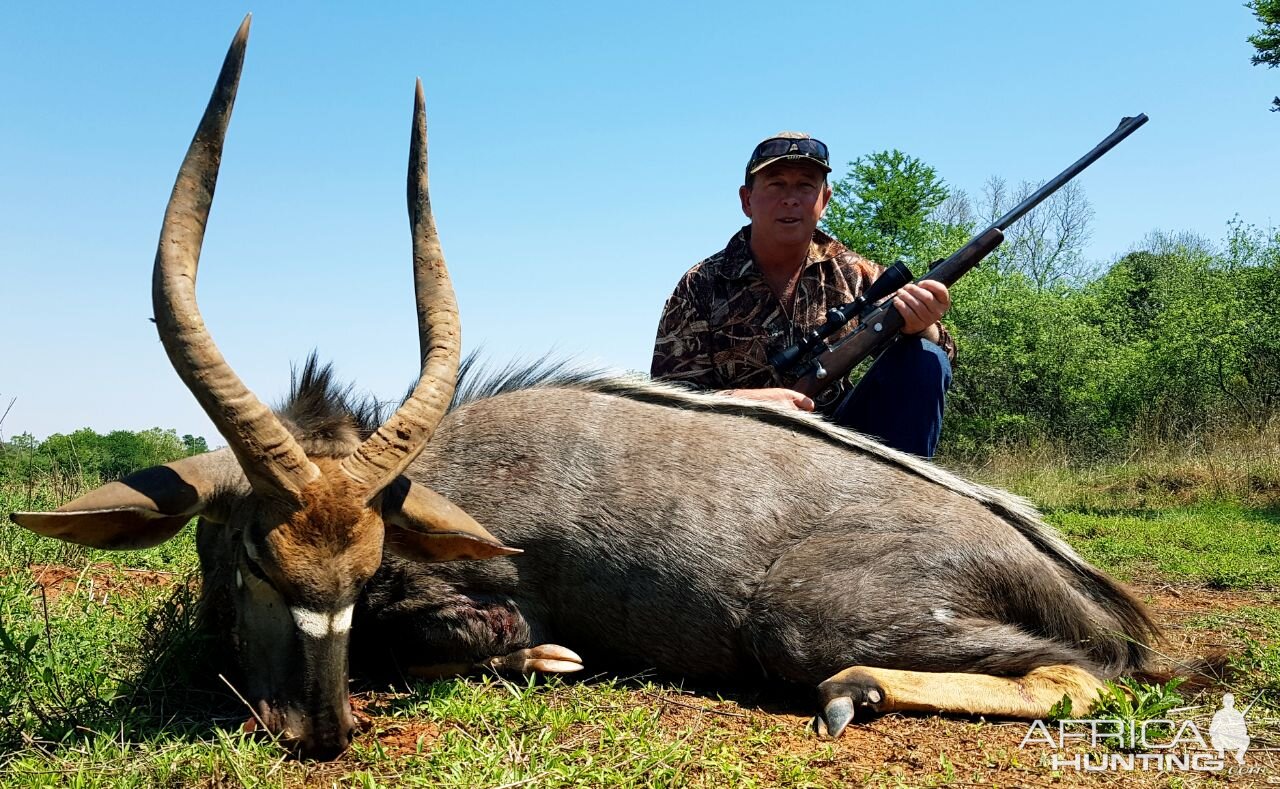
19, 562, 181, 604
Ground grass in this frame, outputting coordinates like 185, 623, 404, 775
0, 437, 1277, 786
955, 428, 1280, 589
1183, 605, 1280, 720
0, 541, 210, 747
0, 476, 197, 573
0, 638, 844, 787
345, 676, 826, 787
951, 422, 1280, 512
960, 441, 1280, 775
0, 501, 853, 786
1045, 504, 1280, 588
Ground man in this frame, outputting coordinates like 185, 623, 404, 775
650, 132, 954, 457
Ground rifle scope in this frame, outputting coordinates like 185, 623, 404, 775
768, 259, 913, 373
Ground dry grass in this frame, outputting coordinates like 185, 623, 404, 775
944, 421, 1280, 511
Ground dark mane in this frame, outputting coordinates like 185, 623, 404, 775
276, 352, 611, 456
276, 354, 386, 457
450, 353, 610, 410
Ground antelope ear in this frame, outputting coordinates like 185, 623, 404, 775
8, 449, 246, 550
381, 477, 520, 562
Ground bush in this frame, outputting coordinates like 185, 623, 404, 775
0, 427, 209, 490
940, 222, 1279, 459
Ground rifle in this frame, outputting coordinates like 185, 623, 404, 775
770, 113, 1149, 399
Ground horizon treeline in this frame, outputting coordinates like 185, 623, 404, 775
0, 428, 208, 486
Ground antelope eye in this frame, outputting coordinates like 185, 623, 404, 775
241, 550, 272, 584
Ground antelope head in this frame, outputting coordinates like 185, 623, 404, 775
8, 16, 516, 760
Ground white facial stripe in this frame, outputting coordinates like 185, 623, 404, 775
292, 607, 331, 639
291, 604, 356, 639
332, 604, 354, 635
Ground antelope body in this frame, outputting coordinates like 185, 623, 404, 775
10, 18, 1157, 761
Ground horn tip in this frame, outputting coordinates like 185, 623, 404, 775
236, 13, 252, 40
412, 80, 426, 137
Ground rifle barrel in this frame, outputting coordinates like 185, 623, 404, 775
990, 113, 1147, 232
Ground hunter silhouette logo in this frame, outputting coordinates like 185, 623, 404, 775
1209, 693, 1250, 765
1020, 693, 1262, 774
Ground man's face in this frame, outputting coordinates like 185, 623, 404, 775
739, 162, 832, 248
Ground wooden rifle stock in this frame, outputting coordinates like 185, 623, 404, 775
791, 227, 1004, 398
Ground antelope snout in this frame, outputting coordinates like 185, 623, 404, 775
251, 700, 358, 761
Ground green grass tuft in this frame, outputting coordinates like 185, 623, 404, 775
1044, 504, 1280, 588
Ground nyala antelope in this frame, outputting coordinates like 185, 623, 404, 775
10, 17, 1157, 761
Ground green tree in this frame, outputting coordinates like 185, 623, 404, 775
104, 428, 188, 478
1086, 239, 1218, 440
36, 427, 193, 480
1, 427, 211, 488
940, 219, 1280, 457
944, 267, 1135, 456
1248, 0, 1280, 111
1221, 219, 1280, 425
1085, 225, 1280, 437
0, 433, 42, 481
41, 428, 111, 478
182, 434, 210, 455
822, 150, 957, 266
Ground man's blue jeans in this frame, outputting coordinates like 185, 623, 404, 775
829, 337, 951, 458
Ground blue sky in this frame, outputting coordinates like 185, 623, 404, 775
1, 1, 1275, 442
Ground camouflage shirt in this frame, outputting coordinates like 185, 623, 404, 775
650, 225, 956, 413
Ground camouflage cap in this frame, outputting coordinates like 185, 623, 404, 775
745, 131, 832, 181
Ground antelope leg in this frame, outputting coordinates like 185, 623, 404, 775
815, 664, 1106, 739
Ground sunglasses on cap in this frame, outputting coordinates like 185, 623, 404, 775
746, 137, 831, 175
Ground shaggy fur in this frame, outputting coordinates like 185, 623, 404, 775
266, 354, 1157, 686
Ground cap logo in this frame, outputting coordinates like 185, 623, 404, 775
789, 143, 799, 152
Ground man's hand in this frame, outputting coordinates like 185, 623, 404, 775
722, 387, 815, 412
893, 281, 951, 340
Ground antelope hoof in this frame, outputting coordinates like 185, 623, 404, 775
487, 644, 584, 675
816, 697, 854, 739
815, 669, 886, 739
